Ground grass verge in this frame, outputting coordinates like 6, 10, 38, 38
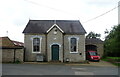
101, 57, 120, 66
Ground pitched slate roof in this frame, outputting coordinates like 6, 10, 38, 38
23, 20, 86, 34
85, 38, 104, 44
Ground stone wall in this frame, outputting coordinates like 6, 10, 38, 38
24, 27, 86, 62
96, 44, 104, 57
2, 48, 24, 63
15, 49, 24, 62
47, 26, 63, 62
2, 49, 14, 62
64, 35, 86, 62
24, 32, 86, 62
24, 34, 46, 61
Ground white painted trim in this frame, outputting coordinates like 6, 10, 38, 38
46, 24, 64, 33
70, 52, 78, 54
68, 36, 79, 53
50, 43, 61, 48
31, 36, 42, 53
30, 35, 42, 40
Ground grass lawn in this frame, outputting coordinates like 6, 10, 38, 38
101, 57, 120, 66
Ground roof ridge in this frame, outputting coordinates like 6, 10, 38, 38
29, 20, 79, 21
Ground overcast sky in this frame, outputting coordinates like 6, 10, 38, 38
0, 0, 119, 42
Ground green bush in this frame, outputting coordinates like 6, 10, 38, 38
14, 59, 21, 64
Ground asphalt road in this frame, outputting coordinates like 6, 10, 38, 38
0, 63, 2, 77
2, 61, 119, 76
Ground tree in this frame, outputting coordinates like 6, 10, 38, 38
104, 25, 120, 57
86, 31, 101, 39
104, 29, 109, 34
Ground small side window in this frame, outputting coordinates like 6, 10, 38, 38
70, 38, 77, 52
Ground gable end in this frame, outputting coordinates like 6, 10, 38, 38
46, 24, 64, 33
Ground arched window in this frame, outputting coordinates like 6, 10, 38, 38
70, 38, 77, 52
33, 38, 40, 52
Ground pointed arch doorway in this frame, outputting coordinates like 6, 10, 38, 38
51, 44, 59, 61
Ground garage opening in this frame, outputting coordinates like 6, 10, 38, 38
85, 45, 97, 51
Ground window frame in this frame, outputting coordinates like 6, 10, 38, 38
68, 36, 79, 53
32, 36, 42, 53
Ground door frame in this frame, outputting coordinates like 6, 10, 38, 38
50, 43, 61, 61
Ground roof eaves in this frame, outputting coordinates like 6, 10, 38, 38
1, 46, 24, 49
